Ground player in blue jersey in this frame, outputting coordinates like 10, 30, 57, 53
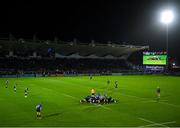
24, 88, 28, 98
14, 82, 17, 92
36, 103, 42, 119
80, 95, 91, 103
5, 80, 8, 88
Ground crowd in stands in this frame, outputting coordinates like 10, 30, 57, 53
0, 38, 148, 77
0, 57, 130, 76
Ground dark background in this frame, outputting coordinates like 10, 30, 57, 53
0, 0, 180, 62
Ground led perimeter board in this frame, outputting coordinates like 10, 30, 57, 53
143, 52, 167, 65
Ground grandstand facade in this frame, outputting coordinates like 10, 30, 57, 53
0, 39, 148, 59
0, 38, 149, 77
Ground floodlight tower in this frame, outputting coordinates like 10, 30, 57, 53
160, 10, 174, 71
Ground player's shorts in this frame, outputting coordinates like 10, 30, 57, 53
36, 109, 41, 112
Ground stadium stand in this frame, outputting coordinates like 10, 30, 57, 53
0, 38, 149, 77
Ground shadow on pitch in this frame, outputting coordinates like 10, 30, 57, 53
43, 112, 62, 118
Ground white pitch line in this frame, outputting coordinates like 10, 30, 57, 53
142, 99, 168, 103
140, 121, 176, 127
159, 101, 180, 108
160, 100, 169, 102
62, 93, 78, 100
94, 104, 112, 110
121, 93, 152, 100
141, 100, 156, 103
121, 93, 180, 108
138, 117, 169, 128
85, 104, 111, 110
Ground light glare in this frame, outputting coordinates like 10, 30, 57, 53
161, 10, 174, 24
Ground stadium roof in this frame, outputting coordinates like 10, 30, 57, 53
0, 39, 149, 59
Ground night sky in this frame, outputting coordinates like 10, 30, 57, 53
0, 0, 180, 62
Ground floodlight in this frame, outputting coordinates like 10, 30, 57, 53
160, 10, 174, 24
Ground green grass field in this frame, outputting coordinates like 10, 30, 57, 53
0, 75, 180, 127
